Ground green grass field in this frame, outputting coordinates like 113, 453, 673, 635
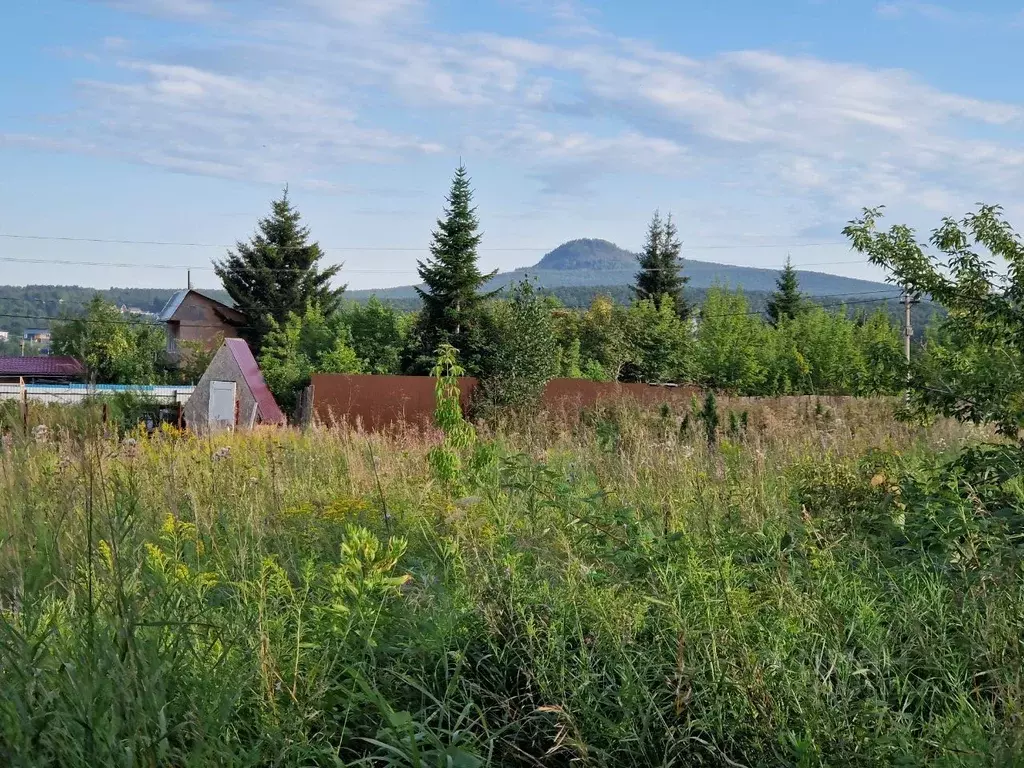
1, 396, 1021, 766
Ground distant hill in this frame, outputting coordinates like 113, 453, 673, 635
348, 238, 895, 301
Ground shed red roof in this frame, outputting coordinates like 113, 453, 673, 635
224, 339, 286, 424
0, 356, 85, 378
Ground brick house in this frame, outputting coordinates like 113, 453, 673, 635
159, 289, 245, 358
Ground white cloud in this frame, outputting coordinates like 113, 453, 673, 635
97, 0, 220, 20
36, 0, 1024, 216
301, 0, 422, 26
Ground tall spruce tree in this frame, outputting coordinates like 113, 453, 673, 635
633, 210, 691, 319
214, 188, 343, 353
766, 256, 806, 326
414, 165, 496, 369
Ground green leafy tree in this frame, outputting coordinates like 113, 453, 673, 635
214, 188, 343, 354
623, 296, 691, 383
477, 281, 560, 414
343, 297, 413, 375
694, 287, 767, 392
176, 334, 223, 384
845, 204, 1024, 437
579, 295, 632, 381
413, 165, 496, 371
259, 304, 360, 413
551, 308, 584, 378
51, 296, 165, 384
854, 309, 906, 395
633, 210, 691, 319
766, 256, 806, 326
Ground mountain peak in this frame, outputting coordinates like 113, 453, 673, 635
533, 239, 636, 271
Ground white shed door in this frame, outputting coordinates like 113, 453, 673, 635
209, 380, 236, 431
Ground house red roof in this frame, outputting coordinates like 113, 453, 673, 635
0, 356, 85, 378
224, 339, 286, 425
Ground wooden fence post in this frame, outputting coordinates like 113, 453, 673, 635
234, 394, 240, 430
21, 383, 28, 436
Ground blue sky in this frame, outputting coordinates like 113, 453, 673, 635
1, 0, 1022, 290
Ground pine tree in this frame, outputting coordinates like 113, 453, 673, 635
633, 210, 691, 319
766, 256, 806, 326
413, 165, 496, 369
214, 187, 343, 354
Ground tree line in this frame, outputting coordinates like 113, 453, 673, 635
53, 165, 1009, 425
209, 167, 911, 412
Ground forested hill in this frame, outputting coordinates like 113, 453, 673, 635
347, 238, 893, 301
0, 241, 900, 344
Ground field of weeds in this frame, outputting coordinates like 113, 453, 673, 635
1, 395, 1022, 766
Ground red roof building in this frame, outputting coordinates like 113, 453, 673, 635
0, 356, 86, 383
181, 339, 285, 433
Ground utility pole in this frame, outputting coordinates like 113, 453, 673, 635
903, 291, 913, 369
903, 289, 919, 403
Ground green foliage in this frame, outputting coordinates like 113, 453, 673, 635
214, 188, 344, 354
845, 204, 1024, 438
51, 295, 166, 383
259, 304, 360, 413
623, 296, 691, 382
633, 210, 692, 318
765, 256, 807, 326
2, 403, 1022, 766
476, 281, 559, 414
428, 344, 475, 493
413, 166, 496, 372
342, 297, 413, 375
175, 334, 222, 384
694, 286, 767, 391
578, 295, 632, 381
699, 390, 719, 445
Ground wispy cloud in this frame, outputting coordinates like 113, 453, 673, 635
96, 0, 220, 20
24, 0, 1024, 216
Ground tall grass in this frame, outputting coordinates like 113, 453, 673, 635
0, 398, 1020, 766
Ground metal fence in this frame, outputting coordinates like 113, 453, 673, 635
0, 384, 194, 405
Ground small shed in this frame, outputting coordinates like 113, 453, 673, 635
183, 339, 286, 433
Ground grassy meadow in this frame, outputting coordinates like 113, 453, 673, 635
1, 396, 1022, 766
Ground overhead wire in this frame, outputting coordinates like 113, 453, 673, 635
0, 231, 851, 252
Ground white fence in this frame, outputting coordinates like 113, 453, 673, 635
0, 384, 194, 405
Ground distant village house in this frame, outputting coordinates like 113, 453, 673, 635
23, 329, 51, 344
0, 331, 8, 342
159, 289, 245, 359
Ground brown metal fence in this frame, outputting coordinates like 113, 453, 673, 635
309, 374, 699, 430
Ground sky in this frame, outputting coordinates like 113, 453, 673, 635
1, 0, 1022, 291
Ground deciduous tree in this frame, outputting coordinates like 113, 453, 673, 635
845, 204, 1024, 438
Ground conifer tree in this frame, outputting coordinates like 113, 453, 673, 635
214, 188, 343, 354
633, 210, 691, 319
413, 165, 496, 369
766, 256, 806, 326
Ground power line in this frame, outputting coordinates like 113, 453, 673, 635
0, 231, 851, 252
0, 253, 872, 275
